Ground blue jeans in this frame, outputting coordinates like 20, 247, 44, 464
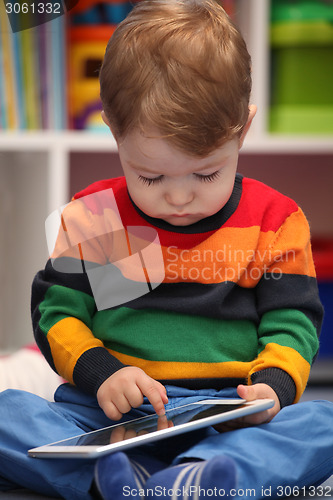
0, 384, 332, 499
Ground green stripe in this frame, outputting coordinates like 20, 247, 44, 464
39, 285, 96, 336
258, 308, 319, 363
92, 308, 258, 363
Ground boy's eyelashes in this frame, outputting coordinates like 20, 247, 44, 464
194, 170, 221, 183
138, 175, 164, 187
138, 170, 221, 186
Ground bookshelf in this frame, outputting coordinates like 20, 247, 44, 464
0, 0, 332, 355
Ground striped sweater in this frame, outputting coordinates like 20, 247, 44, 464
31, 174, 323, 408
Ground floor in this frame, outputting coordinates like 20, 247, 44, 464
0, 386, 332, 499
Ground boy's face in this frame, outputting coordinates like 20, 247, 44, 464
117, 128, 241, 226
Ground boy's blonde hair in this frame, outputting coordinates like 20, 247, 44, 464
100, 0, 252, 157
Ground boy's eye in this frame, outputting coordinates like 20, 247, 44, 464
194, 170, 221, 183
138, 175, 164, 186
138, 170, 220, 186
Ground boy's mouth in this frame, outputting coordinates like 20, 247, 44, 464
170, 213, 191, 217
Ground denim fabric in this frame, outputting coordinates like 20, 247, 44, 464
0, 384, 332, 499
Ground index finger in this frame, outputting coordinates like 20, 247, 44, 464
136, 377, 166, 416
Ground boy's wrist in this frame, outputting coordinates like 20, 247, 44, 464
72, 346, 127, 395
250, 367, 296, 408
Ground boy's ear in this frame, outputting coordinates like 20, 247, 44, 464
101, 110, 111, 128
101, 111, 120, 142
239, 105, 257, 149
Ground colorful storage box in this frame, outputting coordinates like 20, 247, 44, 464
68, 26, 115, 130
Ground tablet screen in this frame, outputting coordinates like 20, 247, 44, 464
59, 400, 244, 447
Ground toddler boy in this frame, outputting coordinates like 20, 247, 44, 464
0, 1, 332, 499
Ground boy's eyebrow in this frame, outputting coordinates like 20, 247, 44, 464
194, 161, 227, 172
127, 161, 158, 173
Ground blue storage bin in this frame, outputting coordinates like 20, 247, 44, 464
312, 240, 333, 359
318, 283, 333, 359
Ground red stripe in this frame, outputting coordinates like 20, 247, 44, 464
74, 176, 299, 242
225, 177, 298, 232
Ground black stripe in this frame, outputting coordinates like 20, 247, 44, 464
31, 304, 57, 374
41, 259, 94, 296
118, 281, 259, 323
73, 347, 127, 395
256, 273, 324, 334
103, 273, 323, 331
251, 367, 296, 408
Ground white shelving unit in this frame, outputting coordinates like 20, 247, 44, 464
0, 0, 332, 351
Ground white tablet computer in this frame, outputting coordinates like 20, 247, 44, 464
28, 398, 274, 459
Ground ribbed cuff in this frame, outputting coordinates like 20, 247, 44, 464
251, 367, 296, 408
73, 347, 126, 395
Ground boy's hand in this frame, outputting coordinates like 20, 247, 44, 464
96, 366, 168, 421
236, 383, 281, 424
214, 383, 280, 432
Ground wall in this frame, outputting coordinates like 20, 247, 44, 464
70, 151, 333, 238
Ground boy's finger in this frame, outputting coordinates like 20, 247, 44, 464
158, 383, 169, 404
139, 379, 166, 416
102, 400, 123, 421
237, 384, 256, 401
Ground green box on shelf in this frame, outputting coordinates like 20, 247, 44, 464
270, 106, 333, 135
269, 1, 333, 134
271, 0, 333, 24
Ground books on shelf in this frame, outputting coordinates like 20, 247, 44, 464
0, 0, 236, 132
0, 4, 67, 130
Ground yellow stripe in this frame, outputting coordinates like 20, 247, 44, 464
48, 317, 104, 383
106, 349, 252, 380
249, 343, 311, 402
108, 345, 310, 403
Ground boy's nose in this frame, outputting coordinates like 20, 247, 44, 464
165, 185, 194, 209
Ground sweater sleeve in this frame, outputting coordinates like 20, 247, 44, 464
31, 193, 127, 395
248, 207, 323, 406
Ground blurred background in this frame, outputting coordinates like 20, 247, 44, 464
0, 0, 332, 389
